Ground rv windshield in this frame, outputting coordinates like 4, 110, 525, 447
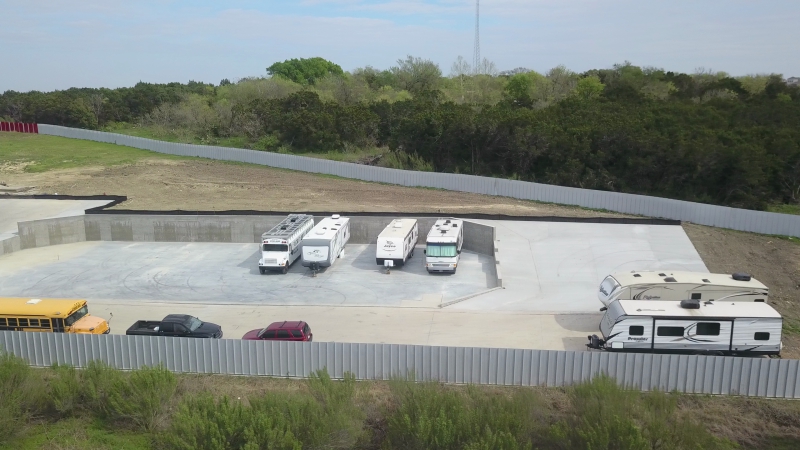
426, 243, 457, 258
263, 244, 289, 252
598, 276, 620, 302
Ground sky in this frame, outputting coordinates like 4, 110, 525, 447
1, 0, 799, 92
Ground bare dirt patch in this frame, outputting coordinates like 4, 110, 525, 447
6, 159, 800, 357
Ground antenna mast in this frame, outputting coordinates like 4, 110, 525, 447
473, 0, 480, 74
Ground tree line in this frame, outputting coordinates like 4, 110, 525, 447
2, 57, 799, 210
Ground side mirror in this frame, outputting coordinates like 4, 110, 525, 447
423, 249, 426, 255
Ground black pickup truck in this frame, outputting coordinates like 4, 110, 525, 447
125, 314, 223, 338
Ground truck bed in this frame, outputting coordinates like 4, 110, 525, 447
126, 320, 164, 334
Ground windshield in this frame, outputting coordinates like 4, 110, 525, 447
426, 243, 458, 258
598, 276, 621, 302
64, 306, 88, 327
263, 244, 289, 252
186, 317, 203, 331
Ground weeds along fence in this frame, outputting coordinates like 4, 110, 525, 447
2, 331, 799, 398
33, 124, 800, 238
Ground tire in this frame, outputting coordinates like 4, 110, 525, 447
259, 268, 266, 275
282, 264, 288, 274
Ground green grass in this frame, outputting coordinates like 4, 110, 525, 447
768, 203, 800, 215
0, 133, 182, 173
10, 418, 152, 450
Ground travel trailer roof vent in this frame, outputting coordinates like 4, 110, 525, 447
702, 278, 710, 283
315, 230, 325, 235
393, 221, 403, 228
680, 299, 701, 309
280, 226, 287, 230
445, 219, 451, 224
452, 223, 458, 227
633, 273, 642, 277
658, 273, 667, 277
332, 214, 341, 219
664, 277, 677, 282
732, 272, 752, 282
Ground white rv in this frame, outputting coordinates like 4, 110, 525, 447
376, 219, 419, 267
258, 214, 315, 274
598, 271, 768, 308
586, 299, 782, 356
301, 215, 350, 269
424, 218, 464, 273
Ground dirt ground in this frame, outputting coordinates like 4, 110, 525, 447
3, 158, 800, 357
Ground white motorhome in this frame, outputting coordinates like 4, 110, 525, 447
424, 218, 464, 273
598, 271, 768, 308
376, 219, 419, 267
258, 214, 315, 274
586, 299, 782, 356
301, 214, 350, 269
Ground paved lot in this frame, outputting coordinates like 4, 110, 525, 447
0, 198, 112, 240
87, 299, 599, 350
0, 242, 494, 306
452, 221, 708, 313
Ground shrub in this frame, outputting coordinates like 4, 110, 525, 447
81, 360, 125, 419
384, 380, 540, 450
0, 353, 40, 443
108, 364, 177, 432
548, 376, 735, 450
49, 363, 81, 416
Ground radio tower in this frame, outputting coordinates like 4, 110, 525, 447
473, 0, 480, 74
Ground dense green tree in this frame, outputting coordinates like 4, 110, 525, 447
267, 57, 344, 85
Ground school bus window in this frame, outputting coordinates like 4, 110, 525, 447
19, 318, 29, 327
29, 318, 39, 327
40, 318, 51, 328
8, 318, 18, 327
64, 306, 88, 327
0, 318, 6, 326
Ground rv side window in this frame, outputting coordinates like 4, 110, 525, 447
657, 326, 684, 337
754, 332, 770, 341
696, 323, 720, 336
629, 326, 644, 336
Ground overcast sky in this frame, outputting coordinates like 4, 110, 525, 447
1, 0, 799, 92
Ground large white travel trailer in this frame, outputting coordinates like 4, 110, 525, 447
301, 215, 351, 269
376, 219, 419, 267
586, 299, 782, 356
258, 214, 315, 274
424, 218, 464, 273
597, 271, 768, 308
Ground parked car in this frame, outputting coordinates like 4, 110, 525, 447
242, 321, 312, 341
125, 314, 223, 338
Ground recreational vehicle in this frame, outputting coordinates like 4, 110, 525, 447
598, 271, 768, 308
586, 299, 782, 356
301, 215, 350, 269
376, 219, 419, 267
258, 214, 315, 274
424, 218, 463, 273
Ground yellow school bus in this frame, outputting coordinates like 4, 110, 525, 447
0, 298, 110, 334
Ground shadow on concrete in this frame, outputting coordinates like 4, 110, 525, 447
237, 248, 262, 275
554, 314, 602, 332
562, 337, 591, 352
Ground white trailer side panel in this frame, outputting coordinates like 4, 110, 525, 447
731, 317, 782, 353
653, 319, 732, 352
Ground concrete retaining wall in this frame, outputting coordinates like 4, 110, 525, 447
0, 235, 21, 257
7, 214, 496, 257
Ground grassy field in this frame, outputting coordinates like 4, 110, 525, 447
768, 203, 800, 215
3, 355, 800, 450
0, 132, 181, 173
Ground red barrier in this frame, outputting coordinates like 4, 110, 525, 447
0, 121, 39, 133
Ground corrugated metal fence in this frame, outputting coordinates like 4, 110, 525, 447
35, 125, 800, 238
2, 331, 799, 398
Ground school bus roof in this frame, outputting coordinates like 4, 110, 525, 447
0, 298, 87, 317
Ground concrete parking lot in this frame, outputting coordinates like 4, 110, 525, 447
0, 242, 494, 307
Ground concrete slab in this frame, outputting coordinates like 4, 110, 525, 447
451, 221, 707, 313
85, 299, 600, 350
0, 242, 493, 307
0, 199, 111, 239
